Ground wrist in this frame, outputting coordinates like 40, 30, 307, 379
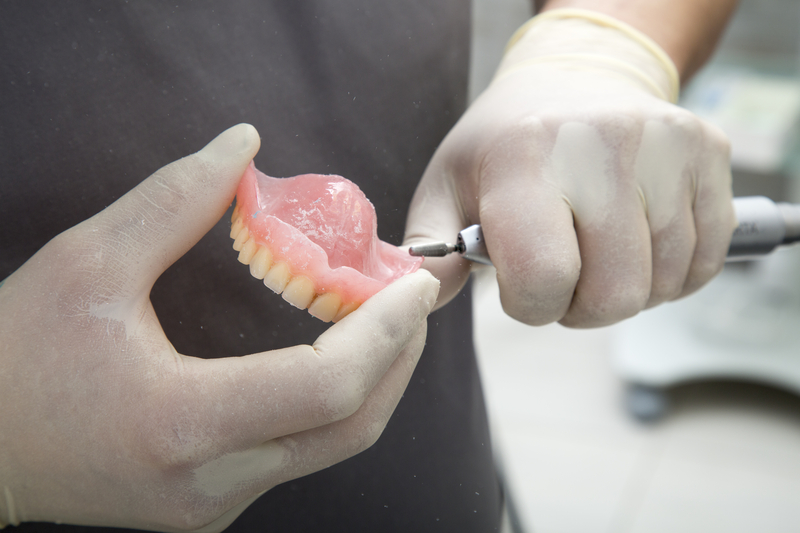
496, 8, 680, 103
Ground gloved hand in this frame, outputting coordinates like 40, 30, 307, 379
404, 8, 735, 328
0, 124, 439, 531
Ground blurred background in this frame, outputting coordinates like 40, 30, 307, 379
468, 1, 800, 532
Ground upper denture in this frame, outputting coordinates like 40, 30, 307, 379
230, 163, 423, 322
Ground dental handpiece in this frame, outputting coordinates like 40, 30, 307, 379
408, 196, 800, 266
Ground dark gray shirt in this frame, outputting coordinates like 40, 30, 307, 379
1, 2, 502, 530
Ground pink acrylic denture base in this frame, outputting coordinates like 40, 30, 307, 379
233, 163, 422, 309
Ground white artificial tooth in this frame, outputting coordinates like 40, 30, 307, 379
238, 238, 258, 264
282, 276, 316, 309
308, 292, 342, 322
333, 301, 360, 322
230, 217, 244, 239
249, 246, 273, 279
231, 203, 240, 223
264, 263, 291, 294
232, 226, 249, 251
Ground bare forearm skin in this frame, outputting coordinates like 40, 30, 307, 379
537, 0, 739, 81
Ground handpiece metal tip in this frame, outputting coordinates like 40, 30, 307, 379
408, 242, 458, 257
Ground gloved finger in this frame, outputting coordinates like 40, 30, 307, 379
680, 128, 735, 297
272, 319, 427, 482
67, 124, 260, 296
153, 320, 428, 532
404, 153, 473, 309
635, 118, 698, 308
476, 135, 580, 325
139, 272, 435, 524
645, 196, 696, 308
164, 270, 438, 456
558, 186, 652, 328
550, 120, 652, 328
486, 195, 579, 326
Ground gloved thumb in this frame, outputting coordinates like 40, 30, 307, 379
79, 124, 261, 296
403, 153, 474, 310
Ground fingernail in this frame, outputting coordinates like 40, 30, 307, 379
198, 123, 261, 162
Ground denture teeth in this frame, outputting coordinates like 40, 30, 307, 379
264, 262, 291, 294
282, 275, 316, 310
249, 246, 273, 279
308, 292, 342, 323
231, 204, 240, 223
333, 301, 360, 322
230, 216, 245, 240
232, 216, 360, 323
237, 238, 259, 265
232, 225, 250, 251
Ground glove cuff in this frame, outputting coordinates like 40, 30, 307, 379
498, 8, 680, 103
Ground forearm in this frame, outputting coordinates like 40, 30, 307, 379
536, 0, 739, 80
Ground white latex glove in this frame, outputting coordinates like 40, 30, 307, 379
0, 125, 439, 531
405, 9, 735, 328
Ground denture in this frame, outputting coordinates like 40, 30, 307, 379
230, 163, 423, 322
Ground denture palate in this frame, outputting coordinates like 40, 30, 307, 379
230, 163, 423, 322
